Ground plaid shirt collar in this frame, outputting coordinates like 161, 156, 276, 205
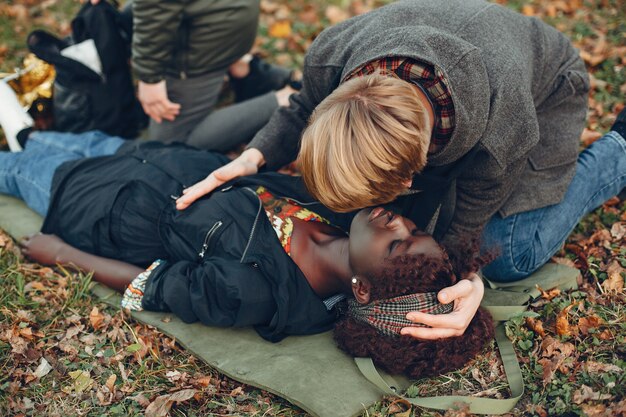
345, 57, 456, 153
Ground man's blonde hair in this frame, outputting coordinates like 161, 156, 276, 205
298, 74, 431, 212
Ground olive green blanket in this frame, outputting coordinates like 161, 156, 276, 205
0, 194, 579, 416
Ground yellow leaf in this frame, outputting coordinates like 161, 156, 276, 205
66, 370, 94, 393
268, 20, 291, 38
521, 4, 535, 16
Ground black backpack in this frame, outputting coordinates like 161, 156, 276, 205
27, 2, 146, 138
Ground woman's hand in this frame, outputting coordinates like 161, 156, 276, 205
400, 272, 484, 339
138, 80, 181, 123
20, 233, 69, 265
176, 148, 265, 210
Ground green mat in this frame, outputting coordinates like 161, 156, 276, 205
0, 193, 580, 416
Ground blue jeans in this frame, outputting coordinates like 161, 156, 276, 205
0, 131, 124, 217
481, 131, 626, 282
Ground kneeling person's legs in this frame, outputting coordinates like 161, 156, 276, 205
482, 131, 626, 282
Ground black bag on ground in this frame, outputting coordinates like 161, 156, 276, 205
27, 2, 145, 138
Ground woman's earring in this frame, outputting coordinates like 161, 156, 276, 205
351, 277, 358, 285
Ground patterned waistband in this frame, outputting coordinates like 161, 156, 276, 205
347, 292, 453, 337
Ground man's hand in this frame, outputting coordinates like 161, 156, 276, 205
400, 272, 484, 339
176, 148, 265, 210
138, 80, 181, 123
20, 233, 69, 265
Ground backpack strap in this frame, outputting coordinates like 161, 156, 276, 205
354, 323, 523, 414
353, 264, 580, 413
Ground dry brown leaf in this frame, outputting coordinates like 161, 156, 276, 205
260, 0, 280, 14
545, 4, 557, 17
64, 325, 83, 340
581, 404, 608, 417
577, 315, 604, 336
603, 260, 625, 292
580, 128, 602, 146
325, 5, 350, 24
96, 388, 112, 406
597, 329, 613, 340
553, 0, 572, 12
388, 398, 412, 417
5, 330, 28, 355
556, 302, 576, 337
129, 393, 150, 408
105, 373, 117, 392
573, 384, 613, 404
536, 284, 561, 301
145, 389, 197, 417
610, 222, 626, 240
195, 376, 212, 387
351, 0, 374, 16
298, 5, 318, 24
525, 316, 546, 338
4, 4, 29, 20
584, 361, 622, 374
89, 307, 105, 330
0, 233, 10, 248
539, 357, 558, 385
541, 336, 576, 358
165, 370, 182, 383
592, 35, 607, 56
18, 327, 34, 340
551, 256, 577, 269
24, 281, 46, 292
589, 228, 612, 245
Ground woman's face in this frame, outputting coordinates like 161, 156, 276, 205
349, 207, 444, 274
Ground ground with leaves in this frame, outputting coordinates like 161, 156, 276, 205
0, 0, 625, 416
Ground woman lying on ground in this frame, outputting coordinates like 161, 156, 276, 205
2, 129, 493, 378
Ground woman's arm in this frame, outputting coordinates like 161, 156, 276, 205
20, 234, 143, 292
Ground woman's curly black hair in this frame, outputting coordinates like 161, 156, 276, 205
334, 237, 495, 379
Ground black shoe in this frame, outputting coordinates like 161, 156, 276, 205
229, 56, 298, 102
611, 106, 626, 139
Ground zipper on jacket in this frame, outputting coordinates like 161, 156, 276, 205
274, 194, 320, 207
198, 221, 223, 259
240, 187, 263, 262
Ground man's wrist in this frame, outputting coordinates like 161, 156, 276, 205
243, 148, 265, 168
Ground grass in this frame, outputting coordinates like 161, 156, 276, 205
1, 0, 625, 416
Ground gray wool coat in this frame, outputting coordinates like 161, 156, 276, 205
248, 0, 589, 240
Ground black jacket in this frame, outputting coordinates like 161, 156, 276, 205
42, 141, 355, 342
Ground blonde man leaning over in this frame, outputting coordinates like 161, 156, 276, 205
175, 0, 626, 340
